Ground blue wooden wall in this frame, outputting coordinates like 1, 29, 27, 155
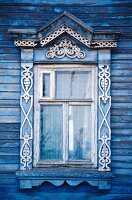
0, 0, 132, 199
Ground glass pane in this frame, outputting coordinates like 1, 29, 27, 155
55, 71, 91, 99
43, 73, 50, 97
40, 105, 63, 160
68, 105, 91, 161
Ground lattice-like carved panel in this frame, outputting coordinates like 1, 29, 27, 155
14, 40, 37, 47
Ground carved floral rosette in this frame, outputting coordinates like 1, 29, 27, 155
20, 64, 33, 170
98, 64, 111, 171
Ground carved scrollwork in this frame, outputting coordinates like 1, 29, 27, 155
98, 64, 111, 171
20, 133, 32, 170
46, 39, 85, 59
21, 65, 33, 103
20, 64, 33, 170
99, 65, 110, 103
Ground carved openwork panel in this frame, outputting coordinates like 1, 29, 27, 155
20, 64, 33, 170
46, 39, 85, 59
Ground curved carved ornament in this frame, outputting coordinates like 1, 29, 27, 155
46, 39, 85, 59
98, 65, 111, 171
20, 65, 33, 170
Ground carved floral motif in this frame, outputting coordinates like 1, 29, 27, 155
46, 39, 85, 59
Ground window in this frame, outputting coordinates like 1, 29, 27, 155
11, 11, 118, 189
34, 64, 97, 167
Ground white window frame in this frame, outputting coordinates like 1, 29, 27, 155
33, 64, 98, 168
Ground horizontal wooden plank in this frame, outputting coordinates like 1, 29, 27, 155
111, 83, 132, 90
0, 123, 20, 131
111, 122, 132, 129
0, 18, 131, 27
111, 103, 132, 109
0, 107, 20, 116
0, 84, 20, 92
0, 92, 20, 100
0, 62, 20, 69
0, 4, 132, 14
0, 12, 132, 21
0, 147, 19, 155
111, 141, 132, 149
111, 149, 132, 156
0, 163, 19, 173
0, 131, 19, 139
0, 155, 19, 164
0, 116, 20, 123
112, 135, 132, 142
111, 109, 132, 116
0, 140, 19, 148
0, 69, 20, 76
0, 75, 20, 83
0, 100, 20, 107
111, 115, 132, 123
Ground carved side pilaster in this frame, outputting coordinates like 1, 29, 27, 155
20, 64, 33, 170
98, 64, 111, 171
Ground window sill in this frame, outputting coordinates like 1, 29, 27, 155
16, 167, 114, 190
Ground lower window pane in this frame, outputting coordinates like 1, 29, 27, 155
40, 105, 63, 161
68, 105, 91, 161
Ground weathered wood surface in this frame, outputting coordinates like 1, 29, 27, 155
0, 0, 132, 199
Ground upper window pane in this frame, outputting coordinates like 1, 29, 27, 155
43, 73, 50, 97
55, 71, 91, 99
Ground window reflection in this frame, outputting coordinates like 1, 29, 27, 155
68, 105, 91, 161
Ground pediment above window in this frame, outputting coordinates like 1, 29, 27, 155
9, 11, 119, 49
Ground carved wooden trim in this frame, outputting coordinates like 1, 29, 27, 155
91, 41, 117, 48
46, 39, 85, 59
98, 64, 111, 171
16, 168, 113, 189
40, 26, 91, 47
14, 40, 37, 47
20, 64, 33, 170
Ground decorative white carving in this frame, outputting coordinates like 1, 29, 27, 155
20, 65, 33, 170
99, 65, 110, 103
14, 40, 37, 47
46, 39, 85, 59
40, 26, 117, 49
91, 41, 117, 48
40, 26, 91, 47
21, 65, 33, 103
20, 133, 32, 170
98, 64, 111, 171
